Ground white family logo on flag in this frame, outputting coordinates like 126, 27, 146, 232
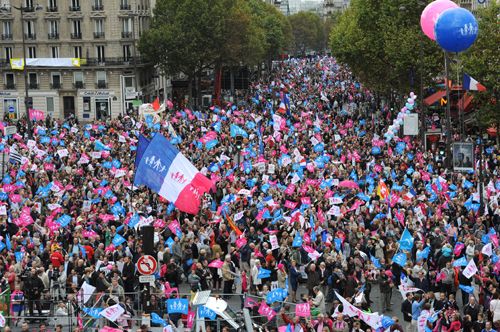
144, 155, 167, 173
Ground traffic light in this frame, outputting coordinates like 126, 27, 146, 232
235, 135, 243, 150
25, 97, 33, 110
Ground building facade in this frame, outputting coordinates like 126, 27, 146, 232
323, 0, 350, 16
0, 0, 153, 121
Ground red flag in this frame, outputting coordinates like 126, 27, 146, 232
151, 97, 160, 111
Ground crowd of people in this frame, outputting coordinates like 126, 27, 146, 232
0, 56, 498, 332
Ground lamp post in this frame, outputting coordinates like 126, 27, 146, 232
129, 11, 139, 100
0, 4, 43, 138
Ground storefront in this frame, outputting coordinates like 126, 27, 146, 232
79, 90, 118, 121
0, 91, 20, 121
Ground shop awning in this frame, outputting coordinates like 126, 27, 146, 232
424, 90, 446, 106
458, 93, 474, 113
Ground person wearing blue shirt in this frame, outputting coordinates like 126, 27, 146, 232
410, 293, 427, 332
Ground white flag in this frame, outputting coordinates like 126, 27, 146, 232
99, 303, 125, 322
463, 259, 478, 279
481, 243, 493, 256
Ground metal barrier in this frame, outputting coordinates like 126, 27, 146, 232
0, 290, 309, 331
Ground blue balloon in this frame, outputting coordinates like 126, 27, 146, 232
435, 7, 478, 53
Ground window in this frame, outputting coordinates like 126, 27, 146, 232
96, 71, 106, 88
48, 20, 59, 39
2, 21, 12, 39
51, 46, 59, 58
96, 45, 105, 62
73, 46, 82, 59
94, 19, 104, 38
3, 99, 18, 120
122, 18, 133, 38
27, 46, 36, 58
25, 20, 35, 38
4, 47, 12, 61
48, 0, 57, 11
93, 0, 103, 10
122, 45, 131, 61
120, 0, 130, 10
28, 72, 38, 89
5, 73, 15, 89
71, 20, 81, 39
51, 72, 61, 89
74, 71, 84, 88
46, 97, 54, 117
25, 0, 33, 8
70, 0, 80, 10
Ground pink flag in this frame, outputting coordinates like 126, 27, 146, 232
235, 237, 247, 248
295, 302, 310, 317
317, 208, 325, 223
284, 200, 298, 209
258, 301, 277, 320
208, 259, 224, 268
9, 194, 21, 203
454, 243, 465, 256
99, 327, 122, 332
187, 311, 195, 329
244, 297, 259, 308
284, 184, 296, 195
301, 197, 311, 205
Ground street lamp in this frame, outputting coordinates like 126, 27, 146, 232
0, 3, 43, 138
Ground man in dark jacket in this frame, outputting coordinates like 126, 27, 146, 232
307, 263, 320, 296
122, 256, 136, 295
24, 268, 44, 319
401, 292, 413, 328
380, 272, 394, 312
463, 295, 480, 322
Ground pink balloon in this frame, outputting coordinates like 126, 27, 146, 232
420, 0, 458, 40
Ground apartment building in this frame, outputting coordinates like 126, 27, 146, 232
0, 0, 153, 121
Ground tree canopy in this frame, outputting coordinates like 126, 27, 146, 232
288, 11, 325, 55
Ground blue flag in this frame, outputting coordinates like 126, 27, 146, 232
198, 306, 216, 320
452, 256, 468, 267
82, 307, 103, 319
292, 232, 303, 247
0, 242, 5, 252
134, 135, 151, 168
112, 234, 126, 247
257, 268, 271, 279
399, 228, 414, 251
459, 284, 474, 294
370, 255, 382, 269
417, 247, 430, 262
166, 299, 189, 314
5, 234, 11, 251
230, 124, 248, 138
392, 252, 407, 267
151, 313, 167, 326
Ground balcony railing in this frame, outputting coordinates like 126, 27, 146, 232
71, 33, 82, 39
121, 31, 133, 38
4, 83, 15, 90
120, 4, 131, 10
92, 4, 104, 10
81, 57, 147, 67
51, 82, 61, 89
25, 33, 36, 40
97, 81, 107, 89
47, 6, 58, 12
23, 6, 35, 12
69, 6, 80, 11
93, 32, 105, 39
29, 82, 39, 89
74, 81, 84, 89
1, 34, 12, 40
48, 33, 59, 40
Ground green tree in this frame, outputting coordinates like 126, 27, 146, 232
289, 11, 324, 55
329, 0, 442, 95
461, 2, 500, 134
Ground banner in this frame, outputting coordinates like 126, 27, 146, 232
10, 58, 80, 70
29, 109, 46, 121
99, 304, 125, 322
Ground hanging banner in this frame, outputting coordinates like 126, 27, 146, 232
403, 114, 419, 136
10, 58, 80, 70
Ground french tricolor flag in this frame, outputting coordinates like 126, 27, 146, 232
134, 134, 212, 215
463, 73, 486, 91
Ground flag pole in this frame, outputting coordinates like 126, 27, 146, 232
444, 51, 452, 170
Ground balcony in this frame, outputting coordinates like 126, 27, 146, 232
93, 32, 105, 39
71, 32, 82, 39
29, 82, 39, 89
4, 83, 15, 90
25, 33, 36, 40
120, 4, 131, 10
92, 5, 104, 11
97, 81, 107, 89
23, 6, 35, 12
0, 5, 11, 12
74, 81, 84, 89
81, 57, 147, 67
51, 82, 61, 89
69, 6, 80, 12
48, 33, 59, 40
121, 31, 133, 39
1, 34, 12, 40
47, 6, 58, 12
